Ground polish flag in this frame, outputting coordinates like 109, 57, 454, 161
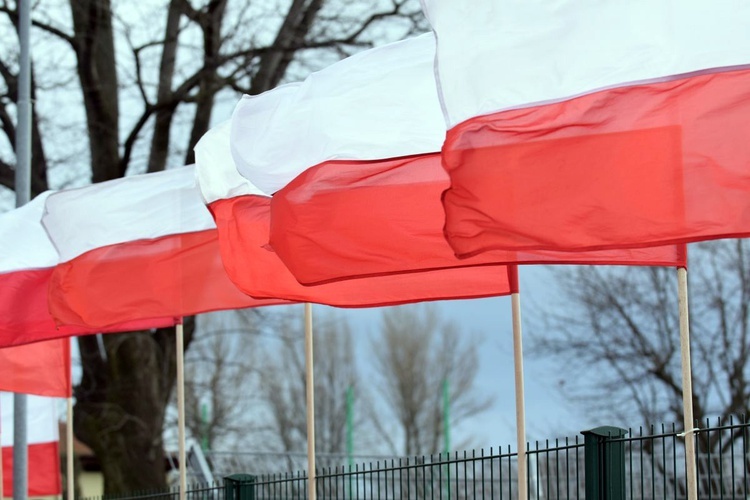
197, 122, 516, 305
41, 167, 289, 331
0, 193, 174, 347
1, 393, 62, 497
421, 0, 750, 257
223, 33, 684, 286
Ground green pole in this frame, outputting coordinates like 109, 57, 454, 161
443, 379, 450, 455
443, 378, 451, 500
346, 386, 354, 498
201, 403, 209, 452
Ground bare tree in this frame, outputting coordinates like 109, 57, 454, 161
531, 239, 750, 436
256, 307, 371, 470
370, 304, 492, 456
0, 0, 426, 491
163, 309, 270, 453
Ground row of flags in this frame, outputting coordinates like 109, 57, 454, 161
1, 1, 749, 498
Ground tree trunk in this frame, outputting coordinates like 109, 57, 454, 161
184, 0, 227, 165
249, 0, 324, 95
0, 58, 49, 195
70, 0, 120, 183
147, 0, 183, 174
75, 320, 195, 493
68, 0, 196, 491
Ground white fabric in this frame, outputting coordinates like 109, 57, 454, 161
0, 392, 59, 446
230, 32, 444, 195
195, 121, 266, 204
0, 192, 58, 273
421, 0, 750, 127
42, 167, 216, 263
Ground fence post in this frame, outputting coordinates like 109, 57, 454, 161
582, 426, 627, 500
224, 474, 257, 500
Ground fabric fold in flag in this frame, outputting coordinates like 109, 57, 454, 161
422, 0, 750, 256
197, 122, 515, 305
1, 392, 62, 497
269, 153, 687, 285
0, 193, 176, 348
42, 167, 289, 331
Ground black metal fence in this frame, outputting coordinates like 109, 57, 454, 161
84, 415, 750, 500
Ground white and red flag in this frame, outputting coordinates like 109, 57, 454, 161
41, 167, 289, 330
221, 33, 686, 286
0, 193, 174, 347
1, 393, 61, 497
421, 0, 750, 257
197, 121, 517, 304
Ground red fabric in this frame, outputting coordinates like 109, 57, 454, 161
2, 442, 62, 497
48, 229, 290, 330
0, 268, 176, 347
209, 196, 513, 306
269, 153, 686, 285
0, 339, 71, 397
442, 67, 750, 257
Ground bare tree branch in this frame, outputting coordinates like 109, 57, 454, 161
371, 305, 492, 455
146, 0, 183, 173
182, 0, 227, 165
531, 240, 750, 447
0, 157, 12, 190
0, 5, 76, 48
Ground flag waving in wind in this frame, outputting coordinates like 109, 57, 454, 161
221, 33, 686, 286
197, 122, 516, 305
42, 167, 288, 331
0, 193, 175, 347
422, 0, 750, 257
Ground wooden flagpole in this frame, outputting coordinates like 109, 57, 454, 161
304, 303, 316, 500
67, 396, 74, 500
176, 321, 187, 500
0, 424, 3, 500
677, 267, 698, 500
509, 266, 527, 500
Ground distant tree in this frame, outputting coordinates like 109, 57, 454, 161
0, 0, 426, 492
256, 307, 371, 469
370, 304, 492, 456
164, 309, 268, 453
531, 239, 750, 433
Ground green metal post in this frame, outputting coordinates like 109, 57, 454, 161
443, 379, 451, 454
224, 474, 256, 500
582, 426, 627, 500
443, 378, 451, 500
346, 386, 354, 498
